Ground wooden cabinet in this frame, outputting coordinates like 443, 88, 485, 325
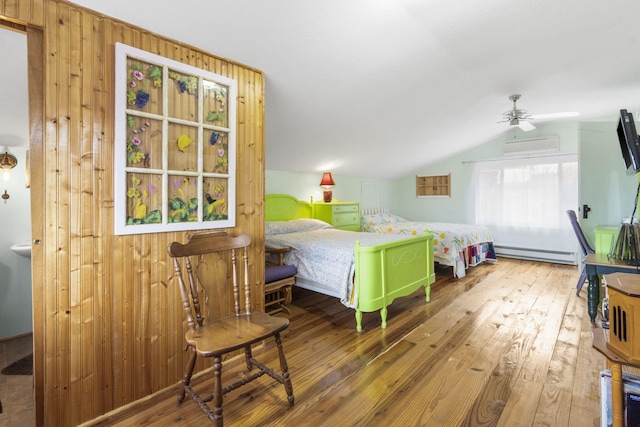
416, 174, 450, 197
313, 201, 360, 231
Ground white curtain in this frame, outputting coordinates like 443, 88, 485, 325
470, 154, 578, 253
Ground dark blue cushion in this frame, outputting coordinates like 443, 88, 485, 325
265, 265, 297, 283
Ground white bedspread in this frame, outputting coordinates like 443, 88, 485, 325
266, 219, 412, 308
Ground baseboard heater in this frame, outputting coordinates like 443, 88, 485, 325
494, 245, 577, 265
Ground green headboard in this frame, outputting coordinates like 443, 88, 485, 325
265, 194, 312, 221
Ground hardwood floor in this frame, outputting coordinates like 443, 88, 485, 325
0, 334, 34, 427
84, 258, 610, 427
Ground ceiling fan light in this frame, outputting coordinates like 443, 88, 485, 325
509, 118, 519, 126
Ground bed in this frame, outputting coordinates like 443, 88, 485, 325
361, 209, 496, 279
265, 194, 435, 331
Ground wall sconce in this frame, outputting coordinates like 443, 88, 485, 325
1, 151, 17, 181
319, 172, 336, 203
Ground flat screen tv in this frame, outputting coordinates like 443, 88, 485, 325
617, 109, 640, 174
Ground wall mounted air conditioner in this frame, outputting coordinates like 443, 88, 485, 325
503, 135, 560, 156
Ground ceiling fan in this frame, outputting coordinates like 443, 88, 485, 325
499, 94, 579, 132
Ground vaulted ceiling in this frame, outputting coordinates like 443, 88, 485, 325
5, 1, 640, 179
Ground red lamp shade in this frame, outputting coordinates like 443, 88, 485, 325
319, 172, 336, 203
319, 172, 336, 187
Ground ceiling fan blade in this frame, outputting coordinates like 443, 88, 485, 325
517, 120, 536, 131
529, 112, 580, 119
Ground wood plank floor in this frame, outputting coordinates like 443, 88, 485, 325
0, 259, 614, 426
84, 258, 612, 427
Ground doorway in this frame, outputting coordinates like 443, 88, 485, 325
0, 19, 44, 427
0, 25, 31, 340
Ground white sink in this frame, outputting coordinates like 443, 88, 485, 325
10, 241, 31, 259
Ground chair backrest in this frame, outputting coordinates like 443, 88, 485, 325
167, 231, 252, 333
566, 210, 595, 256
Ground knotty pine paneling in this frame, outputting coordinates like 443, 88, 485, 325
0, 0, 45, 27
2, 1, 265, 425
27, 24, 46, 426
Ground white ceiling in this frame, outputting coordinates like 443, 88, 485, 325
5, 1, 640, 179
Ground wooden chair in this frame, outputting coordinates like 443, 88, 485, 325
167, 231, 294, 426
566, 209, 595, 295
265, 247, 297, 315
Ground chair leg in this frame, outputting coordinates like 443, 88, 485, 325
576, 269, 587, 296
274, 332, 294, 405
244, 346, 254, 370
283, 286, 292, 313
284, 285, 292, 304
210, 355, 223, 426
178, 347, 198, 403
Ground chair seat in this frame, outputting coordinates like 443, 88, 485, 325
265, 265, 297, 283
186, 312, 290, 356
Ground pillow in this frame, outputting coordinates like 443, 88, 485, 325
360, 213, 407, 226
266, 218, 333, 235
386, 214, 407, 223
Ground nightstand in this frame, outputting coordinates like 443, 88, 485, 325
313, 201, 360, 231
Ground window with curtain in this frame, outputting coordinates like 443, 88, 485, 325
470, 154, 578, 255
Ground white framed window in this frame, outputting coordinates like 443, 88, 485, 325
470, 154, 578, 252
114, 43, 236, 235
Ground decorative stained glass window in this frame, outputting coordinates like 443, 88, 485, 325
114, 43, 236, 235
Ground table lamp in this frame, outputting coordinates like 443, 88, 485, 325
319, 172, 335, 203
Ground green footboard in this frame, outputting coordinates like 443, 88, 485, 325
353, 231, 435, 331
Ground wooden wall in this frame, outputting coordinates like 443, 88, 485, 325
1, 1, 266, 425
